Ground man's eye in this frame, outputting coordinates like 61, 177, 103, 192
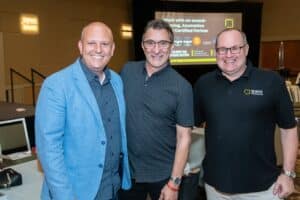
146, 41, 155, 45
160, 41, 167, 45
231, 46, 239, 51
219, 48, 226, 52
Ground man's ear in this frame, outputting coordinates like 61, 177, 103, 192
170, 43, 175, 51
244, 44, 249, 56
111, 42, 115, 56
78, 40, 83, 54
141, 41, 145, 51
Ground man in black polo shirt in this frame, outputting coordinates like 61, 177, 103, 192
120, 19, 194, 200
194, 28, 298, 200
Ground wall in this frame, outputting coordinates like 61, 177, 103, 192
260, 40, 300, 75
0, 32, 5, 101
1, 0, 300, 103
160, 0, 300, 41
0, 0, 133, 103
261, 0, 300, 41
260, 0, 300, 74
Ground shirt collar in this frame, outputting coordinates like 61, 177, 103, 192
215, 62, 254, 81
142, 61, 171, 77
80, 57, 111, 84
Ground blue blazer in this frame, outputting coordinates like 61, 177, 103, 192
35, 58, 131, 200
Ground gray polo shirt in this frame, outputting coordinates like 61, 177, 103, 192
121, 61, 194, 182
80, 60, 121, 199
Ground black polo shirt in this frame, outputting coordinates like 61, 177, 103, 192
121, 61, 194, 182
194, 64, 296, 193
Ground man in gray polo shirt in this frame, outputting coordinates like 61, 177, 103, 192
120, 19, 194, 200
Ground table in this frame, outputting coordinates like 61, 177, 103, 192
0, 160, 43, 200
0, 128, 205, 199
0, 102, 35, 121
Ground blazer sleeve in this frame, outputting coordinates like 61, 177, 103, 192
35, 76, 75, 200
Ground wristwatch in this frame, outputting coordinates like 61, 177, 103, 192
169, 176, 182, 186
282, 170, 296, 179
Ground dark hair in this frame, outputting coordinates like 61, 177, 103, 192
215, 28, 248, 48
142, 19, 174, 43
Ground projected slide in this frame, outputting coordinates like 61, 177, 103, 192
155, 12, 242, 65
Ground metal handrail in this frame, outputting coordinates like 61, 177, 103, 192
31, 68, 46, 105
31, 68, 46, 80
10, 68, 34, 104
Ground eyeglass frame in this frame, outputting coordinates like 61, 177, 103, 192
216, 44, 247, 55
142, 39, 173, 49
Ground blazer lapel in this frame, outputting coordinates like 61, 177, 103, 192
71, 60, 101, 123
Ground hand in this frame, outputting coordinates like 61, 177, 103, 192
159, 184, 178, 200
273, 174, 295, 198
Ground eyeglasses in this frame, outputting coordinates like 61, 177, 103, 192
143, 40, 172, 49
216, 44, 247, 55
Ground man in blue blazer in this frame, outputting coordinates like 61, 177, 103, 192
35, 22, 131, 200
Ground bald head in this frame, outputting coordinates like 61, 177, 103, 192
81, 22, 114, 41
215, 28, 247, 49
78, 21, 115, 77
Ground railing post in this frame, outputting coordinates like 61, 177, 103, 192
9, 67, 46, 105
31, 69, 35, 105
31, 68, 46, 106
5, 89, 9, 102
10, 68, 14, 103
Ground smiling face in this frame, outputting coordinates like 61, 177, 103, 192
78, 22, 115, 76
142, 28, 173, 74
216, 29, 249, 81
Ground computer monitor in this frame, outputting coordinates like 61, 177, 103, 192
0, 118, 32, 160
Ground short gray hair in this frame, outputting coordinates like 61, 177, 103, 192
142, 19, 174, 43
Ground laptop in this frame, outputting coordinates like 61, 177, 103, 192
0, 118, 32, 160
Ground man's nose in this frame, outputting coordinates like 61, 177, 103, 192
95, 43, 102, 52
153, 43, 160, 53
225, 49, 233, 56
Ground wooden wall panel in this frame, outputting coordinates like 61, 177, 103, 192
260, 41, 300, 76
